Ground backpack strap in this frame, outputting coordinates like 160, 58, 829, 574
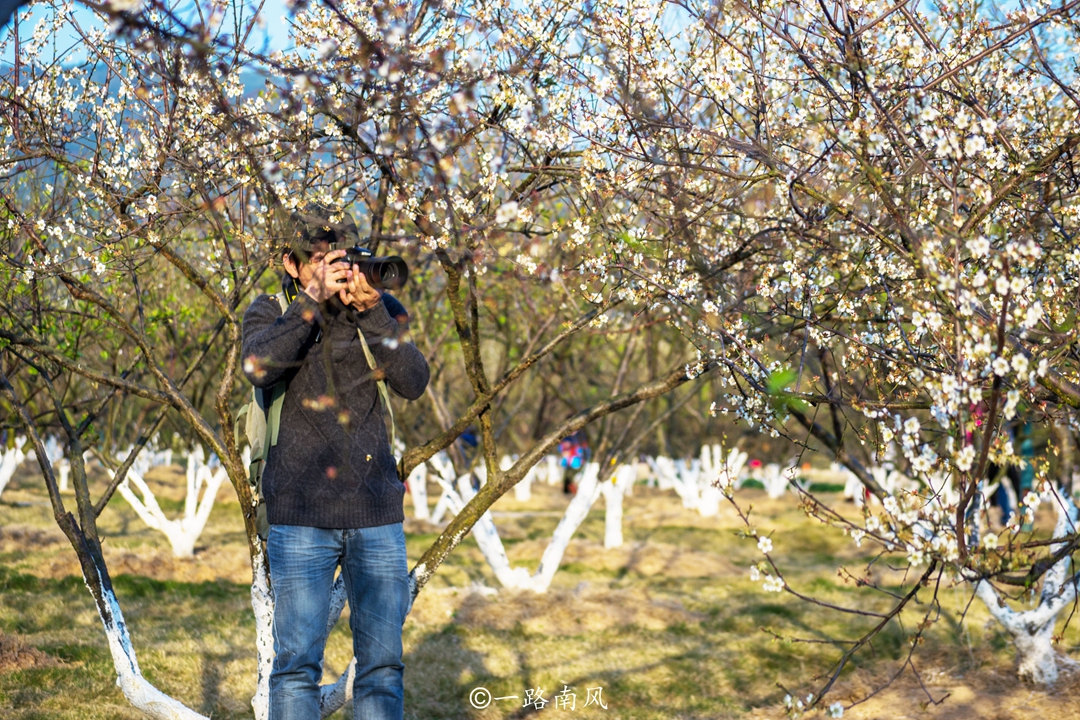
264, 382, 287, 449
266, 292, 289, 451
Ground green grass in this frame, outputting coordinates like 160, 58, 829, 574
2, 468, 1080, 719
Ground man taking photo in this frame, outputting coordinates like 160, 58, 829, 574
241, 206, 430, 720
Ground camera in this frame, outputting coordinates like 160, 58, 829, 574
332, 247, 409, 291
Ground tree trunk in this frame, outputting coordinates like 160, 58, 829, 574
975, 486, 1080, 684
602, 464, 636, 548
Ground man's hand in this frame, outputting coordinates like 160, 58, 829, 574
303, 249, 349, 303
340, 265, 382, 313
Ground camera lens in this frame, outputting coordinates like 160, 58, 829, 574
378, 262, 398, 286
327, 247, 408, 290
373, 258, 408, 290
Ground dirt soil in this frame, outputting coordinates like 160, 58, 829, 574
748, 661, 1080, 719
0, 632, 64, 673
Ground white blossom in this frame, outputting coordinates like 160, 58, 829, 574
495, 201, 519, 224
762, 574, 785, 592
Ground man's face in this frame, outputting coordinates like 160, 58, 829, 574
283, 241, 332, 288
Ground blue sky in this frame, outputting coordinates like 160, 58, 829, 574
0, 0, 295, 64
1, 0, 1051, 72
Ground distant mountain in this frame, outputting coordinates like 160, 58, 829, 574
1, 62, 278, 100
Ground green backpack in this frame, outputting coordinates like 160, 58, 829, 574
235, 292, 396, 540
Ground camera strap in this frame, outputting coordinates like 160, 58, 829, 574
266, 292, 397, 455
355, 327, 397, 454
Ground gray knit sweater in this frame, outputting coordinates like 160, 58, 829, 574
241, 290, 430, 528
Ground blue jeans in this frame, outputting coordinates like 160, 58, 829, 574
267, 523, 411, 720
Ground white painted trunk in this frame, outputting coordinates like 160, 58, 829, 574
974, 577, 1075, 684
697, 446, 719, 516
319, 659, 356, 718
90, 563, 208, 719
252, 549, 358, 720
602, 464, 637, 548
457, 474, 535, 589
428, 451, 454, 482
503, 454, 536, 502
27, 435, 64, 471
649, 456, 678, 491
112, 457, 227, 558
544, 454, 563, 486
602, 484, 623, 549
445, 463, 602, 592
85, 528, 337, 720
761, 463, 789, 499
974, 487, 1080, 684
406, 463, 429, 521
514, 463, 535, 501
699, 446, 745, 515
428, 490, 458, 525
852, 466, 914, 506
531, 463, 601, 592
57, 459, 71, 493
1013, 618, 1062, 685
699, 488, 722, 516
317, 575, 354, 718
121, 443, 153, 479
722, 447, 748, 488
925, 471, 959, 509
250, 547, 275, 720
0, 436, 27, 497
843, 469, 864, 507
624, 462, 637, 496
672, 458, 701, 510
153, 447, 174, 468
429, 461, 465, 525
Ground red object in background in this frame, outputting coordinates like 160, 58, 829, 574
559, 431, 589, 495
749, 458, 762, 469
559, 438, 586, 471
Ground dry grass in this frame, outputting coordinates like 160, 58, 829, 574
2, 465, 1080, 719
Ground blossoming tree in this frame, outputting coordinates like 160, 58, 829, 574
8, 0, 1080, 715
548, 0, 1080, 709
0, 0, 721, 717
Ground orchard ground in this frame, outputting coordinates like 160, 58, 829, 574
1, 464, 1080, 719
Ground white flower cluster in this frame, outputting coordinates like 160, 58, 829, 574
749, 562, 784, 593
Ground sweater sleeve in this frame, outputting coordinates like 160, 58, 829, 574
353, 298, 430, 401
241, 293, 322, 388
